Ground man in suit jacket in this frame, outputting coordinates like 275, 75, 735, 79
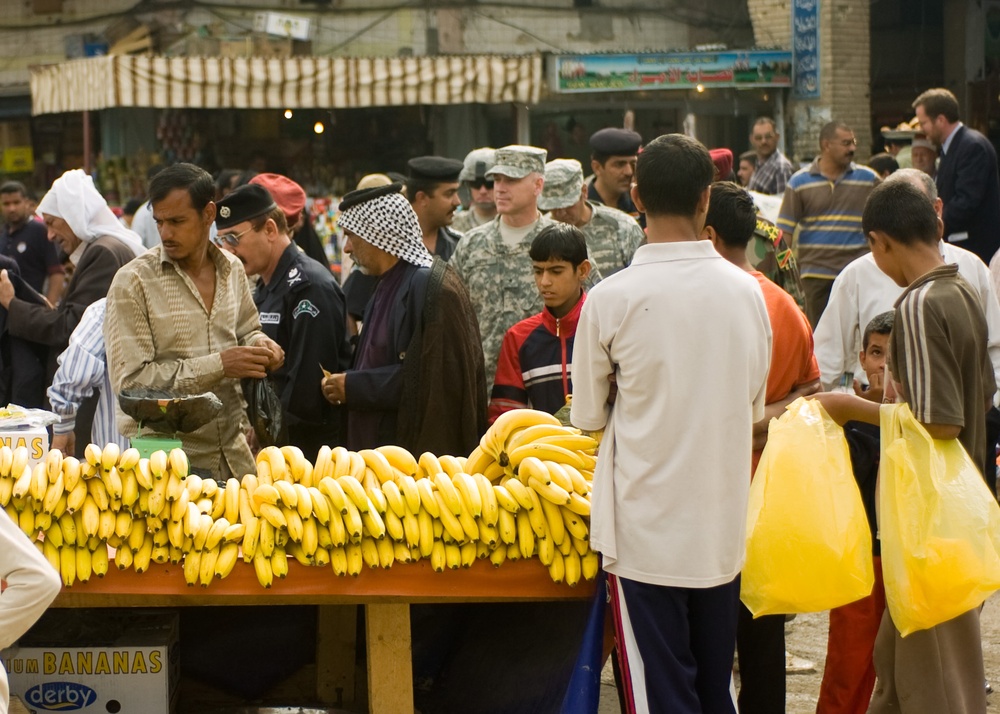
914, 87, 1000, 264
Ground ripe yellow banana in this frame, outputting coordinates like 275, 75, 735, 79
534, 434, 599, 454
526, 489, 549, 540
41, 473, 64, 515
484, 408, 562, 462
59, 545, 77, 587
345, 541, 363, 576
360, 505, 386, 541
327, 510, 348, 547
430, 539, 446, 571
329, 546, 348, 576
416, 479, 440, 518
516, 510, 535, 559
97, 510, 116, 541
331, 446, 351, 479
318, 476, 349, 515
396, 474, 421, 514
460, 541, 477, 568
337, 475, 369, 513
0, 445, 12, 477
402, 512, 420, 549
498, 508, 517, 545
435, 493, 467, 543
272, 480, 298, 509
527, 476, 572, 507
548, 550, 565, 584
537, 531, 555, 566
45, 449, 63, 484
562, 508, 590, 542
418, 452, 444, 480
376, 536, 395, 568
504, 423, 579, 455
215, 542, 239, 579
564, 548, 582, 586
115, 545, 134, 571
284, 508, 304, 543
565, 492, 591, 517
453, 473, 482, 518
271, 546, 289, 579
507, 443, 586, 471
148, 450, 168, 480
444, 542, 462, 569
381, 480, 406, 519
437, 455, 464, 478
91, 544, 109, 577
360, 449, 395, 485
252, 549, 273, 588
293, 483, 312, 520
133, 533, 154, 574
168, 448, 189, 479
489, 544, 507, 567
432, 473, 463, 516
503, 478, 534, 511
241, 516, 261, 561
342, 498, 363, 542
347, 451, 366, 481
376, 445, 418, 477
382, 508, 404, 542
204, 517, 229, 551
259, 519, 276, 558
540, 497, 566, 546
363, 470, 387, 514
308, 487, 331, 525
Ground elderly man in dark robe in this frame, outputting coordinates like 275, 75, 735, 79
321, 182, 486, 456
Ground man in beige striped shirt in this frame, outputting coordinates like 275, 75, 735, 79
105, 164, 284, 479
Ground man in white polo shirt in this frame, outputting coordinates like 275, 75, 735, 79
571, 133, 772, 712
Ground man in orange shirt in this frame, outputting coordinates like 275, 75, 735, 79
703, 181, 821, 712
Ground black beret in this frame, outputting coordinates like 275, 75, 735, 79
589, 128, 643, 156
339, 182, 405, 212
407, 156, 464, 182
215, 184, 277, 230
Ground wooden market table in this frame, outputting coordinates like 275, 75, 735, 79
52, 557, 596, 713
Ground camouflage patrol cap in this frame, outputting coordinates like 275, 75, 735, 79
486, 145, 547, 179
459, 147, 497, 182
538, 159, 584, 211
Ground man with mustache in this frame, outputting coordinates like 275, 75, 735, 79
406, 156, 465, 261
777, 121, 879, 327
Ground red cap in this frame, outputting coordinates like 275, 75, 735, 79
249, 173, 306, 226
709, 148, 733, 179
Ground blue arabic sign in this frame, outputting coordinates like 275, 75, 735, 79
792, 0, 820, 98
551, 51, 793, 93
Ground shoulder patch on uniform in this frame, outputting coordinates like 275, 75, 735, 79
287, 267, 303, 287
260, 312, 282, 325
293, 299, 319, 319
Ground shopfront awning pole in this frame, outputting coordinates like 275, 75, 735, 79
775, 91, 786, 156
516, 104, 530, 145
82, 109, 91, 175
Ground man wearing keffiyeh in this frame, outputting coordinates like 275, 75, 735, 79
321, 183, 487, 455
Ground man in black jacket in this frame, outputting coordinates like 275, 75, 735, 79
914, 87, 1000, 264
320, 183, 486, 456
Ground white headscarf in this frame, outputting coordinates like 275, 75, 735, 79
338, 191, 433, 268
36, 169, 145, 257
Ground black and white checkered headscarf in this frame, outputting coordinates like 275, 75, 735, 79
338, 186, 433, 268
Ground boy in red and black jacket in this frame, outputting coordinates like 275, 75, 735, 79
488, 223, 591, 423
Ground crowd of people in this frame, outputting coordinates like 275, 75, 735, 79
0, 84, 998, 713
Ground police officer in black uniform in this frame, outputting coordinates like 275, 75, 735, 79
216, 184, 351, 456
587, 127, 643, 219
405, 156, 466, 261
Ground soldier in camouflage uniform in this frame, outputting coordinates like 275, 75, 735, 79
747, 214, 806, 310
451, 146, 601, 393
452, 147, 497, 234
539, 159, 644, 277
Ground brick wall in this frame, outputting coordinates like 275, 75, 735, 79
747, 0, 871, 163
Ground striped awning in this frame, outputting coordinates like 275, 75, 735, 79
30, 54, 543, 115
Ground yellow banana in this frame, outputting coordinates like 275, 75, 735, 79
493, 484, 520, 513
329, 546, 348, 576
348, 451, 366, 481
489, 543, 507, 567
327, 510, 347, 547
133, 533, 154, 574
120, 469, 139, 509
342, 498, 363, 542
360, 536, 379, 568
537, 531, 555, 566
241, 516, 261, 561
17, 508, 34, 537
507, 443, 586, 471
444, 542, 462, 569
562, 508, 590, 542
164, 471, 182, 503
457, 505, 479, 542
61, 456, 82, 492
565, 491, 591, 517
417, 452, 443, 480
361, 503, 386, 540
168, 448, 189, 479
337, 475, 370, 513
253, 483, 281, 508
100, 443, 121, 472
10, 463, 31, 500
318, 476, 349, 515
437, 455, 464, 478
42, 473, 64, 515
271, 546, 288, 580
417, 509, 435, 557
183, 474, 204, 500
516, 510, 534, 558
149, 450, 168, 479
433, 473, 463, 516
381, 480, 406, 519
396, 474, 421, 515
301, 517, 319, 556
504, 423, 579, 454
45, 449, 63, 484
540, 497, 566, 546
331, 446, 351, 479
382, 508, 404, 542
463, 446, 493, 478
498, 508, 517, 545
477, 519, 498, 547
526, 488, 549, 539
394, 541, 413, 564
363, 470, 387, 514
376, 536, 395, 568
345, 541, 363, 576
548, 550, 565, 584
543, 460, 575, 493
252, 549, 273, 588
360, 449, 395, 484
215, 542, 239, 579
582, 550, 599, 580
416, 479, 440, 518
118, 447, 141, 472
402, 512, 420, 549
0, 445, 12, 477
11, 447, 29, 480
59, 545, 76, 587
293, 483, 313, 520
453, 473, 482, 518
204, 517, 229, 551
259, 503, 287, 530
376, 445, 418, 477
97, 510, 116, 540
91, 545, 109, 576
572, 536, 590, 557
473, 473, 498, 527
534, 434, 599, 454
459, 541, 476, 568
487, 408, 562, 460
259, 519, 276, 558
284, 508, 304, 542
222, 521, 244, 543
528, 476, 572, 507
123, 515, 142, 547
115, 545, 133, 571
59, 511, 78, 545
314, 445, 333, 481
430, 539, 446, 572
503, 478, 534, 511
435, 493, 467, 543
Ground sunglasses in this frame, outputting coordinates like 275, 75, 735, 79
469, 179, 494, 190
212, 222, 260, 248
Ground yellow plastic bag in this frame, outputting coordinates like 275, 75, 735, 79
879, 402, 1000, 636
741, 397, 874, 616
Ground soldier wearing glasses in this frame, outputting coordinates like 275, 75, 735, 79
215, 184, 351, 454
452, 147, 498, 234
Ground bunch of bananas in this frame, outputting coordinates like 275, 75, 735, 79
0, 409, 602, 590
